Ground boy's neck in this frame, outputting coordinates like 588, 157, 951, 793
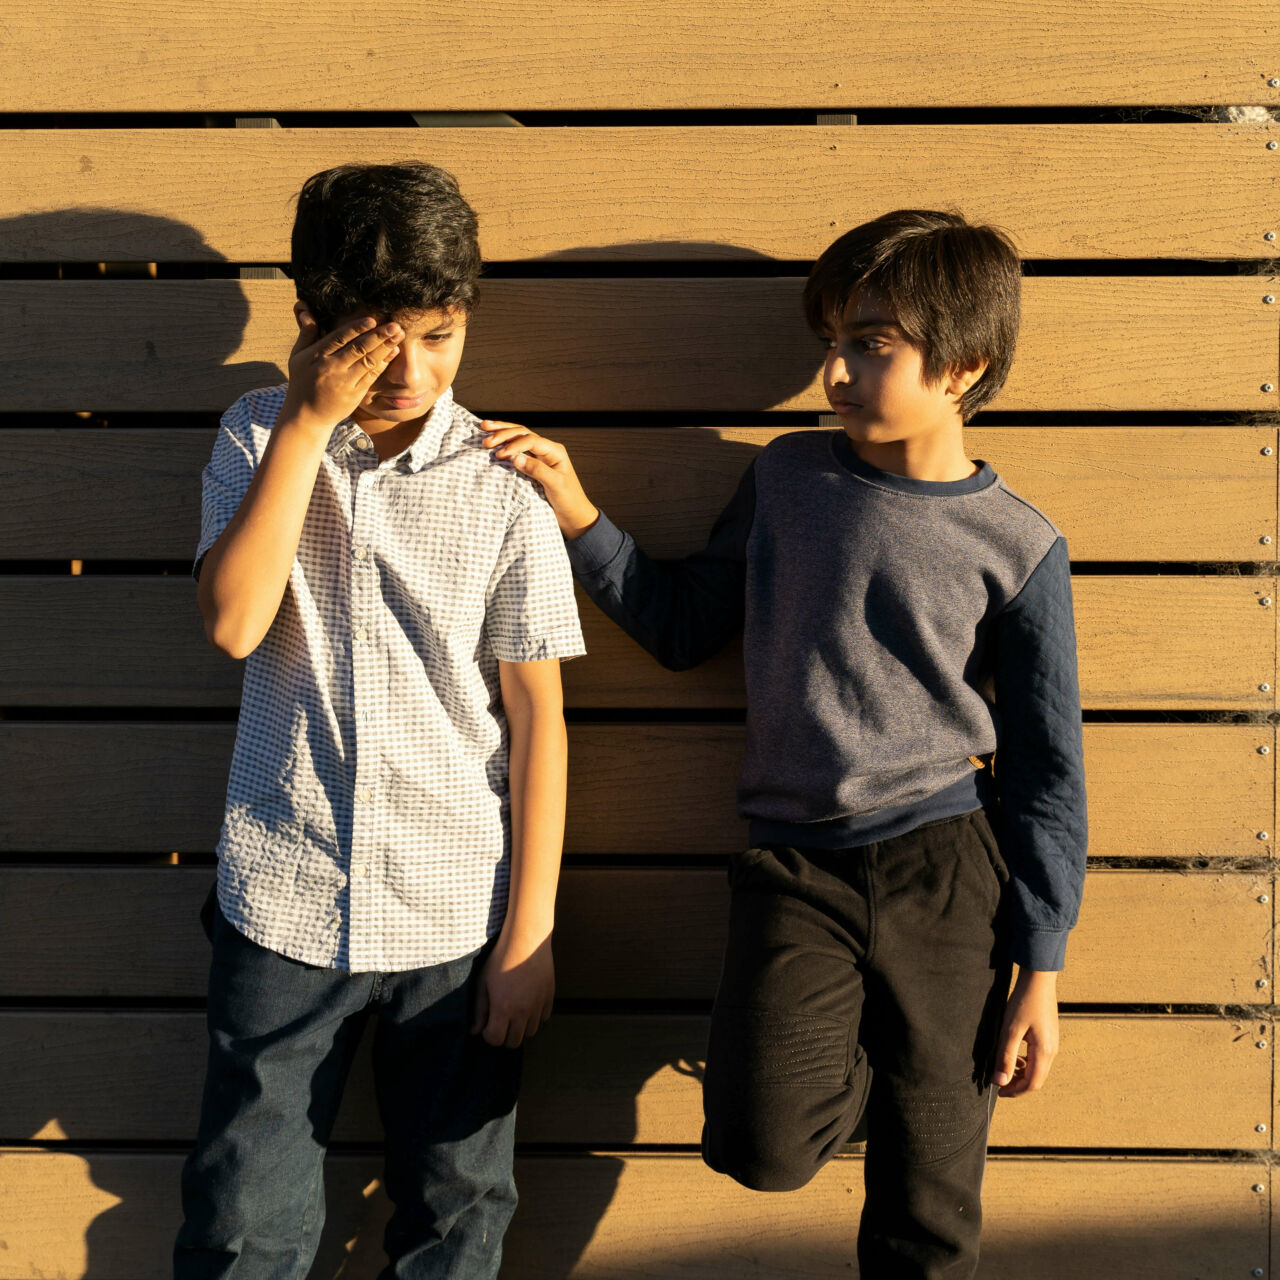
846, 423, 977, 483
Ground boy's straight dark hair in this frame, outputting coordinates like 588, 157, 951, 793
803, 210, 1021, 421
291, 162, 481, 332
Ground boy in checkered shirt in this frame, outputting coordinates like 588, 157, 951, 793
174, 163, 584, 1278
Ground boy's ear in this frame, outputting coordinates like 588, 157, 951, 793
293, 300, 318, 336
945, 359, 989, 403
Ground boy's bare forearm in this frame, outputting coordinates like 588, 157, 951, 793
199, 313, 404, 658
197, 413, 333, 658
502, 682, 568, 945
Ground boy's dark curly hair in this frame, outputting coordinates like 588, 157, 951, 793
803, 210, 1021, 421
291, 162, 481, 331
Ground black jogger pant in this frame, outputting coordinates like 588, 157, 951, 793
701, 808, 1013, 1280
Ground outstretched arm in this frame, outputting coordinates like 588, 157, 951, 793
483, 423, 752, 671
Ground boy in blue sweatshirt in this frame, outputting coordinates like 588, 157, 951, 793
482, 210, 1086, 1278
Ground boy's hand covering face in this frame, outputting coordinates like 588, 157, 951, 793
282, 308, 403, 430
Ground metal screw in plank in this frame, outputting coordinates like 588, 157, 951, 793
1259, 978, 1270, 988
1264, 447, 1275, 456
1268, 233, 1278, 242
1255, 1183, 1266, 1192
1257, 1040, 1269, 1048
1266, 296, 1277, 305
1265, 384, 1277, 394
1269, 140, 1279, 149
1257, 1123, 1268, 1132
1257, 829, 1270, 837
1259, 745, 1271, 753
1260, 598, 1273, 606
1260, 686, 1272, 694
1263, 537, 1274, 545
1261, 895, 1272, 903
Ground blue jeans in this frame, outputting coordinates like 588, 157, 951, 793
174, 894, 521, 1279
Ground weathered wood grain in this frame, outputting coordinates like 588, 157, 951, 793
1, 575, 1271, 709
2, 279, 1273, 412
0, 723, 1269, 859
2, 125, 1275, 262
0, 1011, 1268, 1150
0, 867, 1268, 1003
3, 0, 1274, 110
1, 426, 1274, 562
0, 1150, 1266, 1278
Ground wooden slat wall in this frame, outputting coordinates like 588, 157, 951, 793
2, 4, 1278, 1277
2, 126, 1276, 262
0, 723, 1272, 857
3, 277, 1275, 412
1, 2, 1274, 109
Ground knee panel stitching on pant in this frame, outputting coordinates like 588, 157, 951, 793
880, 1080, 992, 1167
717, 1007, 851, 1085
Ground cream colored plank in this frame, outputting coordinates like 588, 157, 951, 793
0, 278, 1272, 412
507, 1156, 1272, 1279
2, 125, 1275, 262
551, 425, 1280, 563
0, 1152, 1266, 1278
8, 425, 1270, 562
0, 1012, 1266, 1151
0, 723, 1270, 860
0, 868, 1267, 1004
2, 574, 1270, 710
565, 576, 1278, 710
4, 2, 1274, 110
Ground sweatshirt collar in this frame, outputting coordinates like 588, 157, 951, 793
831, 431, 997, 497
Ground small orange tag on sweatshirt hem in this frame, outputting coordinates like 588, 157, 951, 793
968, 755, 985, 769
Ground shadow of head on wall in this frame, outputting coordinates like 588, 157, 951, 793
0, 209, 284, 414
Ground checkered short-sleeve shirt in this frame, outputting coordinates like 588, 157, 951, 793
196, 385, 586, 971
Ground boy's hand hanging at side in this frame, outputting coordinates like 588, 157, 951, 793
992, 969, 1059, 1098
471, 930, 555, 1048
482, 422, 600, 539
281, 309, 403, 430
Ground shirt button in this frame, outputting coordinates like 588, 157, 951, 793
353, 546, 368, 560
355, 436, 373, 451
355, 787, 372, 803
354, 627, 368, 641
353, 863, 368, 879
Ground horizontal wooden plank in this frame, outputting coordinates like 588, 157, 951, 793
565, 575, 1279, 711
3, 125, 1275, 262
2, 574, 1272, 710
2, 426, 1274, 562
2, 0, 1273, 110
2, 1011, 1268, 1151
0, 1151, 1266, 1278
0, 723, 1270, 859
3, 278, 1273, 412
0, 867, 1268, 1003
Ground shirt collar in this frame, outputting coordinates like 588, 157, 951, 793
326, 387, 457, 473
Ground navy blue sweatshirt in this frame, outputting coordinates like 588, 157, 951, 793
567, 431, 1087, 971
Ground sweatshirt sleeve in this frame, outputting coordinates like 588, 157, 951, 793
990, 536, 1088, 971
564, 459, 756, 671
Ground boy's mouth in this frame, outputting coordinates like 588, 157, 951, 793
829, 400, 862, 413
376, 392, 429, 409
